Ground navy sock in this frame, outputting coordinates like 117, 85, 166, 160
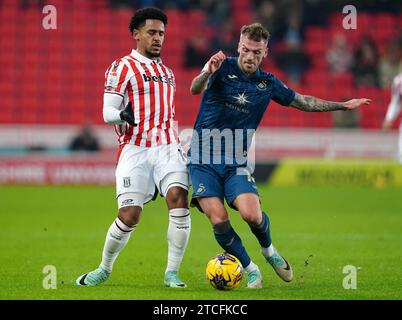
249, 211, 272, 248
213, 220, 251, 268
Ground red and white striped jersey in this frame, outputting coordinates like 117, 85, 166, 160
104, 49, 179, 147
384, 72, 402, 123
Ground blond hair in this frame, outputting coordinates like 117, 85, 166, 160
240, 23, 270, 43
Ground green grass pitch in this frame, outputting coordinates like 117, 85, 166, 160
1, 184, 401, 300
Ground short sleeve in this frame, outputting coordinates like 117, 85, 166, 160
104, 60, 132, 96
271, 76, 296, 106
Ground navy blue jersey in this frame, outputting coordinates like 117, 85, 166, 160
189, 57, 295, 166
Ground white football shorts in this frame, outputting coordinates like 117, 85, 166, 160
116, 143, 188, 207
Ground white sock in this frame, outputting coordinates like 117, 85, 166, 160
165, 208, 191, 273
100, 218, 136, 273
261, 244, 275, 258
245, 261, 259, 273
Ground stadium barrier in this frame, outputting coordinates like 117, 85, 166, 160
2, 156, 401, 187
0, 125, 400, 186
255, 159, 402, 188
0, 155, 115, 184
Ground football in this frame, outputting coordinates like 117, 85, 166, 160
206, 253, 243, 290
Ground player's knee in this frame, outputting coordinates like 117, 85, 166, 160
162, 172, 189, 209
205, 209, 229, 225
117, 192, 145, 226
198, 198, 228, 224
240, 209, 261, 226
166, 186, 188, 209
118, 206, 142, 227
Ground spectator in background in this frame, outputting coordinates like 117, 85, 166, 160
110, 0, 182, 10
187, 0, 230, 27
253, 0, 283, 47
353, 35, 379, 87
253, 0, 277, 30
301, 0, 329, 28
277, 0, 304, 39
110, 0, 138, 9
21, 0, 44, 9
357, 0, 402, 13
326, 33, 353, 75
211, 19, 237, 56
69, 125, 100, 152
185, 33, 212, 68
379, 39, 402, 88
282, 12, 303, 46
275, 15, 310, 86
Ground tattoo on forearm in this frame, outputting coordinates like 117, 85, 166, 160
190, 71, 211, 94
290, 93, 347, 112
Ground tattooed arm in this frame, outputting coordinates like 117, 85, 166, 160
290, 92, 371, 112
190, 70, 213, 95
190, 50, 226, 95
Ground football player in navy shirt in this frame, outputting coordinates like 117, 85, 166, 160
188, 23, 371, 288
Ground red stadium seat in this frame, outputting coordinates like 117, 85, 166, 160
304, 41, 327, 56
0, 4, 395, 129
304, 27, 327, 43
330, 72, 354, 88
303, 70, 330, 88
0, 0, 18, 10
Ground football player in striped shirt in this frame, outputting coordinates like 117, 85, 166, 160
76, 7, 190, 288
383, 72, 402, 163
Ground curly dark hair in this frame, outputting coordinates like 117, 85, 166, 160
129, 7, 168, 34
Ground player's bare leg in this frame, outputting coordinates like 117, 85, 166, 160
197, 197, 262, 288
233, 193, 293, 283
76, 199, 142, 286
164, 186, 191, 288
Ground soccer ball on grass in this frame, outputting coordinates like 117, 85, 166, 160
206, 253, 243, 290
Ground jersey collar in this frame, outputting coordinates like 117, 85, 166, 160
130, 49, 162, 65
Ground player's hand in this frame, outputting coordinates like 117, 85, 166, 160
344, 98, 372, 110
206, 51, 226, 74
120, 102, 136, 126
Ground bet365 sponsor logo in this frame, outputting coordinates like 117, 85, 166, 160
142, 74, 175, 86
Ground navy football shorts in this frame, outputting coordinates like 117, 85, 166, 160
188, 163, 259, 212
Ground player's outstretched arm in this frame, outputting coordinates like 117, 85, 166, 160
290, 92, 371, 112
190, 50, 226, 95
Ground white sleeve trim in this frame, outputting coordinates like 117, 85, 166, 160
103, 92, 124, 124
201, 61, 210, 73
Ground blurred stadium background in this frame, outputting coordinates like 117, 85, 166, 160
1, 0, 402, 300
1, 0, 402, 186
